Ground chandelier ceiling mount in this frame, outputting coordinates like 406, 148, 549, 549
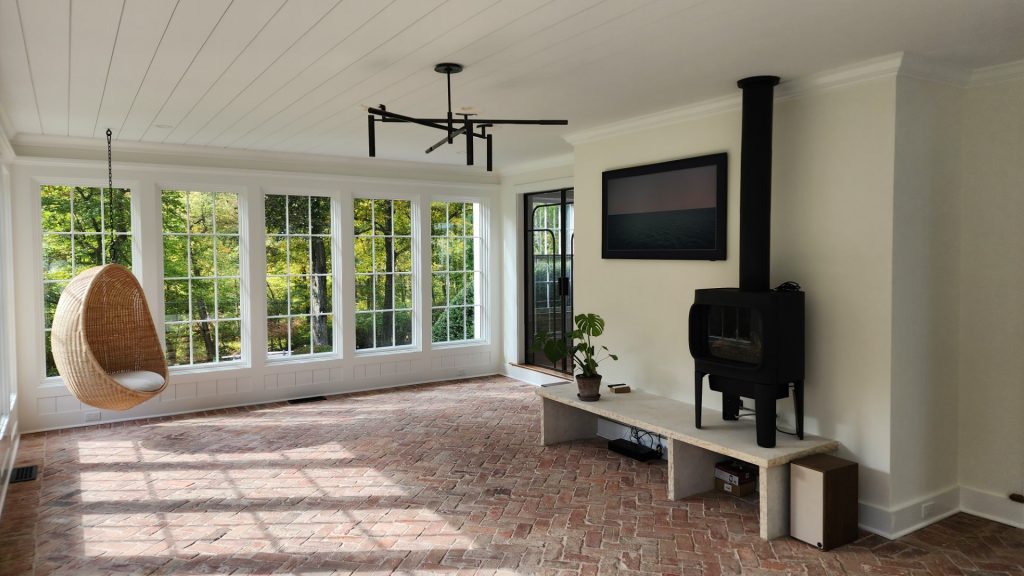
367, 63, 567, 171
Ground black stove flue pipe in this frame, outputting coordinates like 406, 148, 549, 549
737, 76, 780, 292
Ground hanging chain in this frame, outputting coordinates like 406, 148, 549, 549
106, 128, 113, 194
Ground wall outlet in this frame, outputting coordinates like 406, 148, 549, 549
84, 411, 102, 422
920, 500, 934, 518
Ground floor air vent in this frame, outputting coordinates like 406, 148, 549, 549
10, 465, 38, 484
287, 396, 326, 405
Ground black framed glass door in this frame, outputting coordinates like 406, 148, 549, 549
524, 189, 573, 372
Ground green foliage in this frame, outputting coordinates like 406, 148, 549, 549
430, 202, 479, 343
532, 313, 618, 377
161, 190, 241, 366
265, 194, 334, 357
41, 185, 132, 376
354, 198, 412, 350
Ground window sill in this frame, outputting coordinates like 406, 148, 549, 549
265, 352, 342, 367
430, 339, 489, 351
169, 361, 249, 377
354, 345, 420, 358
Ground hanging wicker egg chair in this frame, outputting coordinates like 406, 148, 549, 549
51, 264, 168, 410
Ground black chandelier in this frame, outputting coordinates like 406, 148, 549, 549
367, 63, 567, 171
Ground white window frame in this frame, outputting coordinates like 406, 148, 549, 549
429, 200, 484, 346
159, 186, 247, 372
0, 165, 15, 428
264, 191, 340, 362
35, 178, 138, 382
352, 194, 418, 354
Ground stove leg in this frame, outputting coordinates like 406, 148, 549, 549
794, 380, 804, 439
755, 396, 776, 448
695, 371, 704, 429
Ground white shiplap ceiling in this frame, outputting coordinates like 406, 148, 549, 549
2, 0, 1023, 170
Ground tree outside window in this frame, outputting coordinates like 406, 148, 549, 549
161, 190, 241, 366
265, 194, 333, 358
431, 202, 481, 343
353, 199, 413, 350
41, 185, 132, 377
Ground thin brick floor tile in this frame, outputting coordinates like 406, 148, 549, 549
0, 376, 1021, 575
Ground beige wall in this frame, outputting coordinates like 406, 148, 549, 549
572, 77, 900, 513
889, 76, 964, 508
959, 74, 1024, 524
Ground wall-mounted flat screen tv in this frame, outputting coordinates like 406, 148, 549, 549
602, 152, 727, 260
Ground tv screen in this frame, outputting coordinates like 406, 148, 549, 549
602, 152, 727, 260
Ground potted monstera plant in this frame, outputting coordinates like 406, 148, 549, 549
532, 313, 618, 401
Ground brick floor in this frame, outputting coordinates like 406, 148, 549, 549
0, 376, 1020, 575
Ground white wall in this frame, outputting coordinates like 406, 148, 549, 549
571, 75, 901, 530
887, 75, 965, 529
958, 71, 1024, 528
772, 77, 900, 517
498, 160, 574, 386
0, 161, 19, 513
8, 156, 503, 433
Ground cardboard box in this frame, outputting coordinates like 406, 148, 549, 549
716, 477, 757, 497
715, 459, 758, 486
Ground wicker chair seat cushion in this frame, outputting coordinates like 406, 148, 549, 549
110, 370, 165, 393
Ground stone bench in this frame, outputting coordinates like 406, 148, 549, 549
536, 384, 839, 540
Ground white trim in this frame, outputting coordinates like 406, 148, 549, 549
970, 58, 1024, 87
11, 133, 498, 185
0, 421, 19, 520
23, 368, 502, 434
564, 53, 913, 147
0, 122, 14, 161
858, 483, 1024, 539
960, 486, 1024, 529
0, 96, 15, 160
564, 94, 739, 146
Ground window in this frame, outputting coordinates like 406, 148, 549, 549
265, 194, 334, 358
161, 190, 241, 367
41, 185, 132, 377
353, 198, 413, 350
431, 202, 481, 343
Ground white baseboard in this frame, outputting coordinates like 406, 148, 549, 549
501, 364, 569, 386
960, 486, 1024, 529
0, 419, 19, 520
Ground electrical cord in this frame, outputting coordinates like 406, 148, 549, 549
629, 426, 664, 455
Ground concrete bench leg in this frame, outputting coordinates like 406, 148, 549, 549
540, 397, 598, 445
667, 438, 719, 500
760, 464, 790, 539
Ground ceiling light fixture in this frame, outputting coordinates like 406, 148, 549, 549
367, 63, 567, 171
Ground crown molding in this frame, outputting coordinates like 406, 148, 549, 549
778, 53, 906, 99
970, 58, 1024, 87
564, 54, 912, 147
563, 94, 739, 147
11, 133, 499, 185
499, 153, 574, 179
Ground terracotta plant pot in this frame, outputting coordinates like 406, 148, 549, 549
575, 374, 602, 402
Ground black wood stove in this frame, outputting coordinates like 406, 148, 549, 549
688, 76, 805, 448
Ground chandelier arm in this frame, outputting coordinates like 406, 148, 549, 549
367, 115, 375, 157
425, 125, 468, 154
375, 116, 566, 125
466, 120, 473, 166
368, 107, 450, 132
486, 133, 493, 172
